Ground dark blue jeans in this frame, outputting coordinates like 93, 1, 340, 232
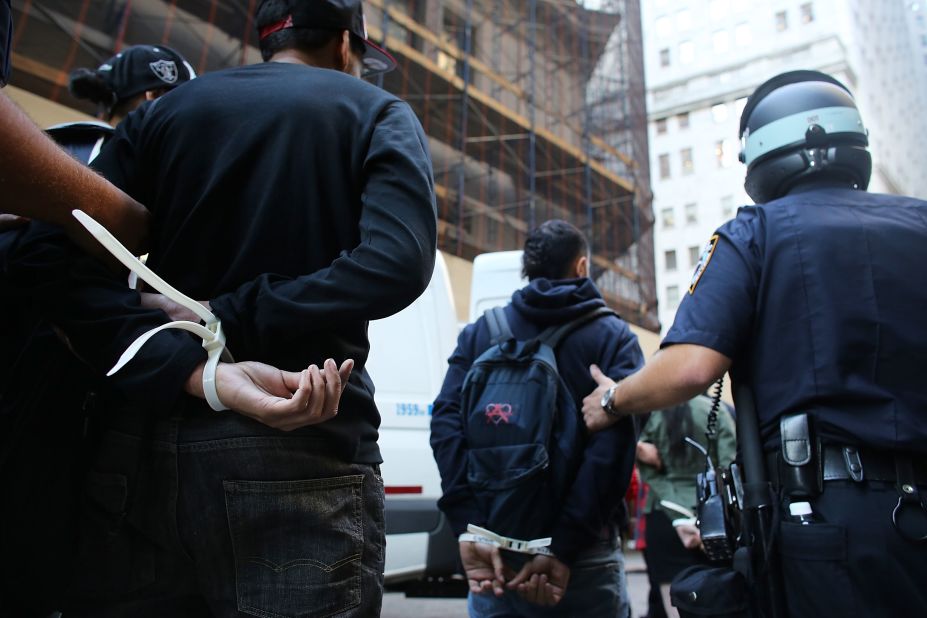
466, 537, 630, 618
65, 418, 385, 617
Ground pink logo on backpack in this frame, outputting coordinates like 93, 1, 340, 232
485, 403, 513, 424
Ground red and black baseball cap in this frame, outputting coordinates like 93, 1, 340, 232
256, 0, 397, 76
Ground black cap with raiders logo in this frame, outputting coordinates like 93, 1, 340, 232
69, 45, 195, 108
256, 0, 397, 76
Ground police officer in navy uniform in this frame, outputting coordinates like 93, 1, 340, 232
582, 70, 927, 617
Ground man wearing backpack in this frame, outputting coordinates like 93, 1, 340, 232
431, 220, 644, 616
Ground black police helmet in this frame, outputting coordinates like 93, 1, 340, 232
739, 70, 871, 203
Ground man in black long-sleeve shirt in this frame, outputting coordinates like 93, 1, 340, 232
77, 0, 437, 614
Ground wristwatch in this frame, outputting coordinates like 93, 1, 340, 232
601, 383, 620, 417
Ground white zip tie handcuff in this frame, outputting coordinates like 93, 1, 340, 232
72, 210, 234, 411
458, 524, 554, 556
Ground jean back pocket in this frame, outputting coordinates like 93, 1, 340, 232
224, 475, 364, 618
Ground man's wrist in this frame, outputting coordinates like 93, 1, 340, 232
184, 361, 206, 398
601, 383, 621, 417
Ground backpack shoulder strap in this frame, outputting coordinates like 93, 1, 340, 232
539, 306, 618, 349
484, 306, 515, 346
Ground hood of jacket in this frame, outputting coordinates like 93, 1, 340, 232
510, 277, 606, 328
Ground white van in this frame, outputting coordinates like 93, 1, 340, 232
367, 252, 460, 587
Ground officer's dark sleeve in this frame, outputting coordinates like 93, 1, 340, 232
429, 322, 485, 537
6, 216, 205, 408
1, 0, 11, 87
662, 208, 764, 357
208, 102, 438, 347
548, 320, 645, 564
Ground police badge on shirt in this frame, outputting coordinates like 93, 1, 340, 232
689, 234, 719, 294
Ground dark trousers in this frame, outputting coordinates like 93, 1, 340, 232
778, 480, 927, 618
64, 420, 385, 617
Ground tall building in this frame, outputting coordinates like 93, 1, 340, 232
642, 0, 927, 333
6, 0, 658, 332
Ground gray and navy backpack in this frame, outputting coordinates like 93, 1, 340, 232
461, 305, 616, 543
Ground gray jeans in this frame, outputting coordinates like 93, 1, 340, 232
66, 421, 385, 617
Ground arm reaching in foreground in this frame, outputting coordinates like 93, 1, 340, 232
582, 345, 731, 431
0, 92, 150, 254
185, 357, 354, 432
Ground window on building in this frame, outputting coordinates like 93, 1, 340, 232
659, 48, 671, 68
661, 206, 675, 229
659, 153, 671, 179
441, 9, 476, 81
656, 15, 673, 37
656, 117, 668, 135
735, 22, 752, 46
721, 195, 735, 218
712, 30, 730, 53
665, 249, 678, 272
685, 202, 698, 225
436, 51, 456, 74
486, 217, 499, 245
715, 138, 737, 168
688, 245, 700, 267
678, 111, 690, 129
666, 285, 680, 309
775, 10, 788, 31
679, 40, 695, 64
800, 3, 814, 23
711, 102, 729, 123
709, 0, 730, 20
681, 148, 694, 175
676, 9, 692, 31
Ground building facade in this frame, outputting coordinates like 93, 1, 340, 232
642, 0, 927, 333
7, 0, 658, 330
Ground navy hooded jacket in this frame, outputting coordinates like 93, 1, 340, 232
430, 277, 644, 564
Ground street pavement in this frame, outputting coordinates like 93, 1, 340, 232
382, 550, 652, 617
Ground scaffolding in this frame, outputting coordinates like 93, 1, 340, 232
8, 0, 656, 329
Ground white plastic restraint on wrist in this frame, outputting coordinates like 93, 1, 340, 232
459, 524, 554, 556
72, 210, 234, 411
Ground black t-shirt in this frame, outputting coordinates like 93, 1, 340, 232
1, 0, 11, 86
92, 63, 437, 462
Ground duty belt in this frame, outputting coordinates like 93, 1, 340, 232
73, 210, 234, 411
767, 445, 927, 486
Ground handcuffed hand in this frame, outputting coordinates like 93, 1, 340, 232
459, 541, 509, 597
188, 357, 353, 431
581, 364, 620, 432
506, 554, 571, 606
